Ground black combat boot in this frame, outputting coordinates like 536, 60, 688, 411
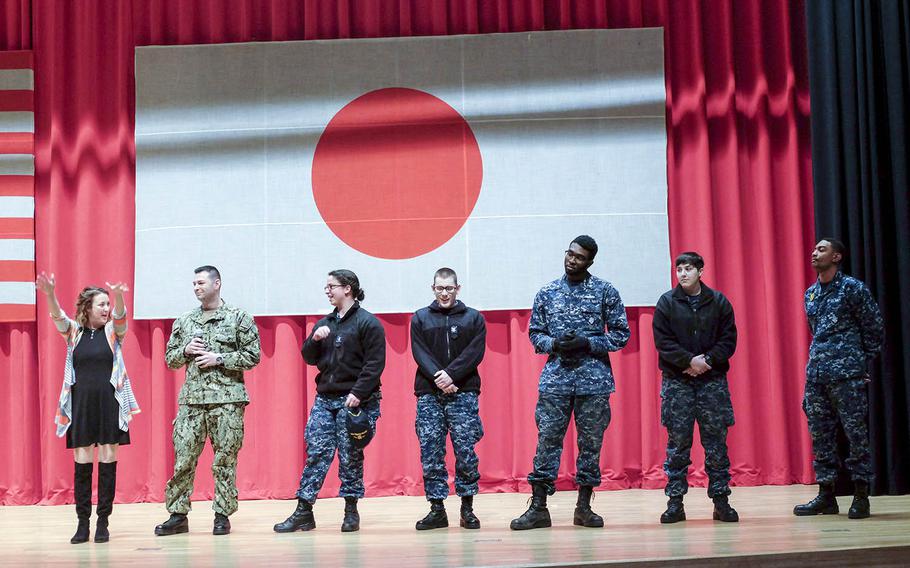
341, 497, 360, 532
793, 483, 839, 516
848, 480, 870, 519
70, 462, 93, 544
712, 495, 739, 522
155, 513, 189, 536
94, 462, 117, 542
416, 499, 448, 530
460, 496, 480, 529
573, 486, 604, 527
213, 512, 231, 535
273, 498, 315, 532
510, 484, 552, 530
660, 496, 686, 524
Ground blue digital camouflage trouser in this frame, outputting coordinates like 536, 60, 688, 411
527, 392, 612, 495
803, 378, 872, 484
416, 391, 484, 500
296, 394, 381, 503
660, 376, 735, 498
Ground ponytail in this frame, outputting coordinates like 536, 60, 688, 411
328, 269, 365, 302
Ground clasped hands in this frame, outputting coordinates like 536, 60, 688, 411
684, 354, 712, 377
184, 337, 221, 368
434, 369, 458, 394
552, 332, 591, 358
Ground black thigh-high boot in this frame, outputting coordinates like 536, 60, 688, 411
95, 462, 117, 542
71, 463, 93, 544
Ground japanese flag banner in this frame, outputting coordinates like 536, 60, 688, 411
134, 28, 669, 318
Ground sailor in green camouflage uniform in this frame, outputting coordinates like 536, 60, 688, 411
794, 240, 883, 520
154, 266, 261, 536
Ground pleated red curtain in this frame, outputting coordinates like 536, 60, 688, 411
0, 0, 816, 505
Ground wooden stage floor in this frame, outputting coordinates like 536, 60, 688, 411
2, 485, 908, 567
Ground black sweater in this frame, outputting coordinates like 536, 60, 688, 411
302, 302, 386, 401
652, 283, 737, 379
410, 300, 486, 395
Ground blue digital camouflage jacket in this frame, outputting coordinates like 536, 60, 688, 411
529, 274, 630, 395
805, 271, 884, 383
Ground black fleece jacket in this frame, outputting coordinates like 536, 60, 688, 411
302, 302, 386, 401
410, 300, 486, 395
652, 283, 737, 379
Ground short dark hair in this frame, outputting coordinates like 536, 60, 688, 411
571, 235, 598, 260
433, 267, 458, 285
195, 265, 221, 281
674, 251, 704, 270
329, 269, 365, 302
820, 238, 846, 263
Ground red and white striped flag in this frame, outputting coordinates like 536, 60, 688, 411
0, 51, 35, 322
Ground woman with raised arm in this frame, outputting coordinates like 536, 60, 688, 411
36, 272, 140, 544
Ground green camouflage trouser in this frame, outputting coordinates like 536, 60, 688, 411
165, 403, 245, 516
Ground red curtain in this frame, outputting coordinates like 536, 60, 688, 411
0, 0, 816, 506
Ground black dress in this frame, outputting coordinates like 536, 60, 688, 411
66, 327, 130, 448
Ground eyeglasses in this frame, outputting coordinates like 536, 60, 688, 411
433, 286, 457, 294
565, 250, 590, 262
324, 284, 345, 291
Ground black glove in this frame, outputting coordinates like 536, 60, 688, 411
551, 338, 564, 355
552, 332, 571, 354
555, 332, 590, 357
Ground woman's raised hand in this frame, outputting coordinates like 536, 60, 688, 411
35, 271, 56, 295
106, 281, 130, 295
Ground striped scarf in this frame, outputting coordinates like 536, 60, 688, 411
53, 310, 140, 437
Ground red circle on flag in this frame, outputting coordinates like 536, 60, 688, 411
312, 88, 483, 260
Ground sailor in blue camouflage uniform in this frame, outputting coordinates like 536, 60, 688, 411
274, 270, 386, 534
652, 252, 739, 524
794, 239, 883, 520
510, 235, 630, 530
411, 267, 486, 531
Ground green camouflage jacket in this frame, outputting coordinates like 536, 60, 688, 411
165, 301, 261, 405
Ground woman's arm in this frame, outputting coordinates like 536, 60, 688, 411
36, 271, 62, 317
106, 281, 130, 338
36, 271, 70, 334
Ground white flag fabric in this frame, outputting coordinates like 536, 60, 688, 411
0, 51, 35, 322
134, 29, 670, 318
